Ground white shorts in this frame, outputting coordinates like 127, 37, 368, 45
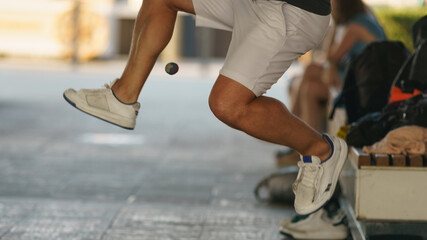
193, 0, 330, 96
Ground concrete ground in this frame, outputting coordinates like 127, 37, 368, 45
0, 58, 296, 240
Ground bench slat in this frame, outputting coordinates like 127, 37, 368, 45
375, 154, 391, 166
408, 155, 423, 167
352, 147, 425, 167
391, 155, 407, 166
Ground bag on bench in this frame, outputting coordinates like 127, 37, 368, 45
329, 41, 410, 123
346, 94, 427, 147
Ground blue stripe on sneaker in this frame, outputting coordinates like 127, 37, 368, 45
322, 134, 334, 164
325, 183, 332, 192
111, 89, 137, 106
302, 156, 312, 163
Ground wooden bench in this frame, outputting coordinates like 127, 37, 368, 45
341, 147, 427, 221
339, 147, 427, 240
326, 99, 427, 239
352, 148, 427, 167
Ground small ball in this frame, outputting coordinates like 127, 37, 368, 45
165, 62, 179, 75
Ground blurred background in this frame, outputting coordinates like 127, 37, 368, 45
0, 0, 426, 63
0, 0, 232, 63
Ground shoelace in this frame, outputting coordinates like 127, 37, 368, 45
300, 164, 320, 188
294, 161, 322, 195
292, 164, 303, 192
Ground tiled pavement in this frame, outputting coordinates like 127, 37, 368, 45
0, 59, 294, 240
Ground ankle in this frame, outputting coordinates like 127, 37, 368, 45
300, 137, 331, 162
111, 81, 138, 104
319, 137, 332, 162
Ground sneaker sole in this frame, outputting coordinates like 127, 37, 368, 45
279, 230, 294, 238
280, 229, 348, 239
63, 93, 135, 130
295, 137, 348, 215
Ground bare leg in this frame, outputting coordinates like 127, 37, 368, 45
289, 77, 302, 117
297, 64, 329, 131
291, 64, 323, 119
209, 75, 331, 161
290, 79, 302, 121
111, 0, 195, 104
299, 81, 329, 132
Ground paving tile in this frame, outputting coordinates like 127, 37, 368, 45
0, 218, 21, 237
199, 226, 282, 240
204, 209, 282, 228
2, 230, 102, 240
111, 204, 207, 227
2, 218, 106, 240
102, 222, 202, 240
30, 201, 119, 219
0, 200, 35, 218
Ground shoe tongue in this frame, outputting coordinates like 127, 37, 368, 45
301, 155, 321, 164
111, 78, 119, 86
105, 79, 119, 89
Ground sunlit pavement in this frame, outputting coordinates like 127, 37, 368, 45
0, 58, 295, 240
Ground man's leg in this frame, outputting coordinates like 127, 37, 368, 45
63, 0, 196, 129
209, 75, 348, 215
111, 0, 195, 104
209, 75, 331, 160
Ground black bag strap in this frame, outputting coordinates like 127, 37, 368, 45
409, 41, 427, 91
390, 55, 414, 94
412, 15, 427, 49
328, 61, 355, 120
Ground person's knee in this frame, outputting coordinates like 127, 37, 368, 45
301, 77, 328, 99
306, 63, 323, 72
312, 80, 329, 98
208, 94, 247, 128
209, 75, 255, 128
303, 63, 323, 80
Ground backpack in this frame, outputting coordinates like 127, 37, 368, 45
389, 15, 427, 103
346, 94, 427, 147
330, 41, 411, 123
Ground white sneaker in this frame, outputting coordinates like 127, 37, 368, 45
293, 134, 348, 215
279, 208, 348, 239
63, 79, 140, 130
